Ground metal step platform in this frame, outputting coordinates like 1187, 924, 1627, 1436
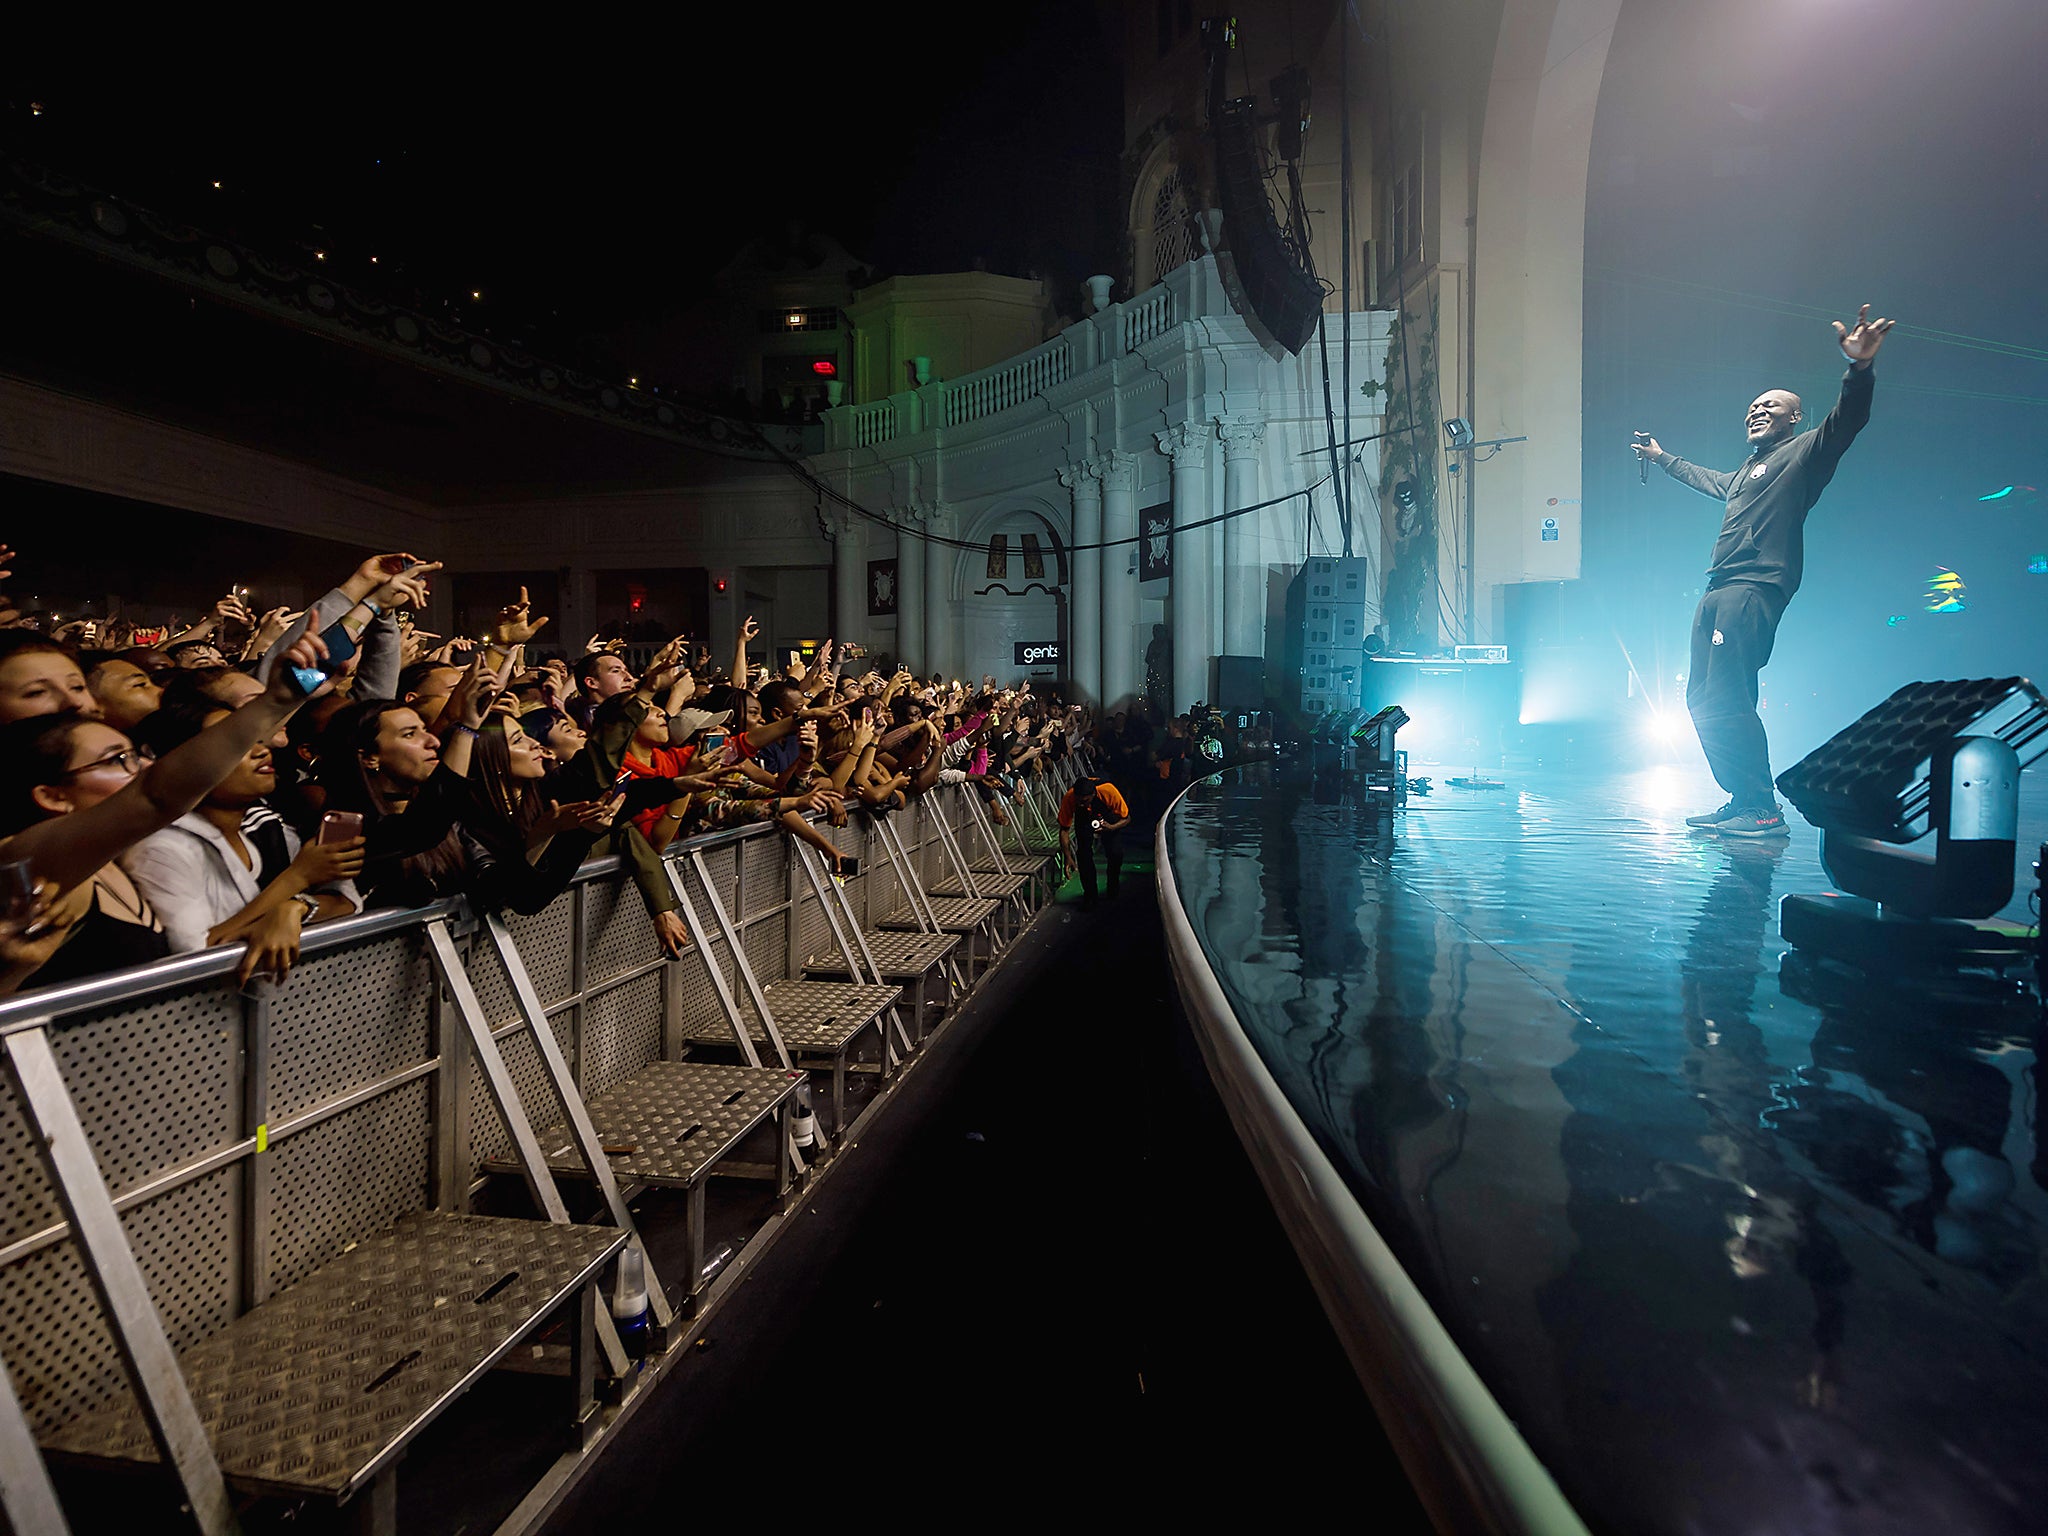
678, 980, 900, 1136
879, 896, 1003, 931
929, 870, 1034, 901
969, 853, 1053, 876
877, 896, 1005, 983
486, 1061, 801, 1307
40, 1211, 622, 1529
802, 930, 961, 1041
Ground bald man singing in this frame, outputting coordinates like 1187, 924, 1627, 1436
1632, 303, 1895, 837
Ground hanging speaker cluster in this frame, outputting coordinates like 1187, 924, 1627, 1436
1212, 96, 1324, 354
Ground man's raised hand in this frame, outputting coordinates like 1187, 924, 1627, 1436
1832, 303, 1895, 365
371, 561, 440, 613
1631, 432, 1663, 464
492, 585, 550, 646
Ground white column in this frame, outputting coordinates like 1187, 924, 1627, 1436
1216, 417, 1266, 657
1157, 422, 1212, 715
1099, 452, 1140, 708
895, 507, 924, 673
1060, 459, 1104, 705
829, 510, 866, 652
924, 507, 953, 681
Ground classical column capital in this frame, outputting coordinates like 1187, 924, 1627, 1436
1098, 450, 1141, 493
1057, 458, 1104, 492
896, 496, 941, 528
1215, 416, 1267, 462
819, 502, 860, 540
1154, 420, 1208, 464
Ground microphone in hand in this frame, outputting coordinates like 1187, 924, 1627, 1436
1631, 431, 1658, 484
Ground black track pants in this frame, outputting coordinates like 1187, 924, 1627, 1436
1685, 583, 1787, 808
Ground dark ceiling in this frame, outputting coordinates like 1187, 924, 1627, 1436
0, 224, 790, 505
0, 11, 1123, 508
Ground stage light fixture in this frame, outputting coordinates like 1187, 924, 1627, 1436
1777, 677, 2047, 970
1352, 704, 1408, 762
1443, 418, 1474, 451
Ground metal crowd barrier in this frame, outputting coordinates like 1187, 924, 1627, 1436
0, 750, 1090, 1536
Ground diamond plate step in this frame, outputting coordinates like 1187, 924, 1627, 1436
928, 871, 1033, 900
878, 897, 1002, 933
801, 930, 959, 982
487, 1061, 798, 1190
677, 980, 899, 1052
40, 1211, 622, 1500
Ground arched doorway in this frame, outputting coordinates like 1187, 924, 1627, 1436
951, 502, 1069, 688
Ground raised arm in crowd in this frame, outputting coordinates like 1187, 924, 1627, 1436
0, 544, 1088, 993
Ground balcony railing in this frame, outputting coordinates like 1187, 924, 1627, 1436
850, 397, 899, 448
1122, 285, 1176, 351
822, 263, 1209, 453
943, 333, 1074, 428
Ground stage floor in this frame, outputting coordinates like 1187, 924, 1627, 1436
1166, 763, 2047, 1536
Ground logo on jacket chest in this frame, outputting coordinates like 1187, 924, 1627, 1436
1749, 463, 1770, 480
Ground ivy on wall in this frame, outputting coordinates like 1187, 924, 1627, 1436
1377, 288, 1441, 654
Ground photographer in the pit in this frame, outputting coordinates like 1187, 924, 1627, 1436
1057, 773, 1131, 910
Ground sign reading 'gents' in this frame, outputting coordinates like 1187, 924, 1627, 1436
1013, 641, 1062, 667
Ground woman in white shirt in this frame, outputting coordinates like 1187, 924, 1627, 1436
121, 706, 364, 982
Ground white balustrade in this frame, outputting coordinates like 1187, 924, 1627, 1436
852, 398, 899, 447
943, 335, 1074, 428
821, 274, 1183, 445
1122, 286, 1176, 351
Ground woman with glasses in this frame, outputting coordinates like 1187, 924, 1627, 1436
0, 631, 338, 993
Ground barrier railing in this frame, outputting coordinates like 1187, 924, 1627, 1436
0, 752, 1089, 1535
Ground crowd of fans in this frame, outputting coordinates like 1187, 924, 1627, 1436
0, 545, 1089, 998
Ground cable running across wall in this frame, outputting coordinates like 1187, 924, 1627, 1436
762, 440, 1336, 556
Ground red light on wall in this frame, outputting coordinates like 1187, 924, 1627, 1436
811, 359, 837, 376
715, 578, 727, 592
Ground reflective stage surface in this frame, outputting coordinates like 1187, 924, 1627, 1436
1167, 764, 2048, 1536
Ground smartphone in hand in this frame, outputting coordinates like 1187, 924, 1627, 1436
287, 617, 364, 696
318, 811, 364, 846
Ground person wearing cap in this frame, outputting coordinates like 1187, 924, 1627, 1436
1057, 775, 1131, 910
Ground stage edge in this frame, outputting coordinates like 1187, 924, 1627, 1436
1154, 785, 1590, 1536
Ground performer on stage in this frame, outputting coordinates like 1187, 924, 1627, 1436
1633, 303, 1894, 837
